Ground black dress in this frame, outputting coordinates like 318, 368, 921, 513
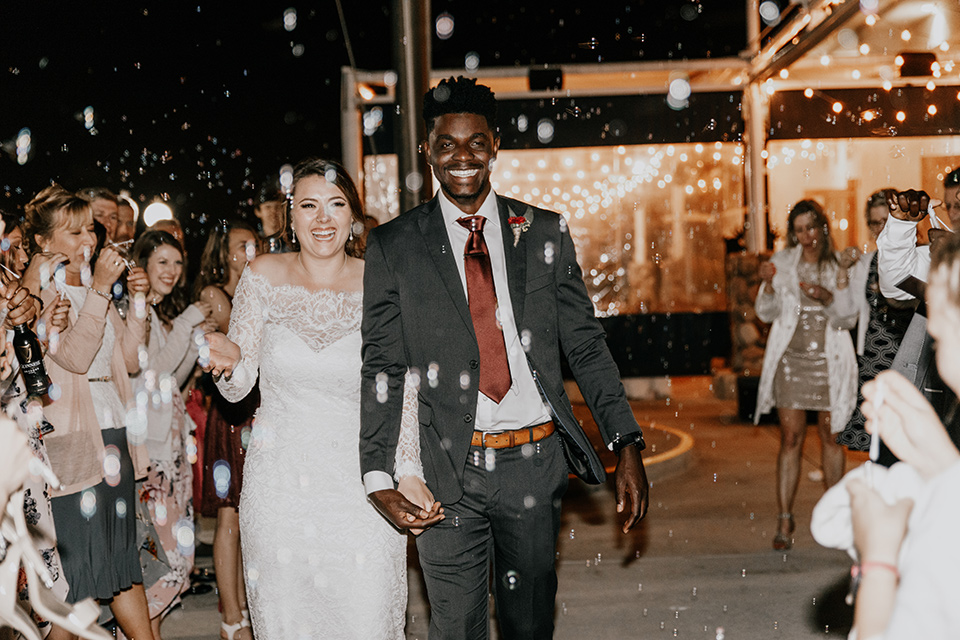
837, 254, 915, 450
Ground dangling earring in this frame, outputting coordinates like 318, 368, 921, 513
290, 224, 297, 243
348, 226, 354, 242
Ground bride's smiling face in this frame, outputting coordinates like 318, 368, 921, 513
291, 175, 353, 259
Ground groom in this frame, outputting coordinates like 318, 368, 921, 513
360, 76, 649, 639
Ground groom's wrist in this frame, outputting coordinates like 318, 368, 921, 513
611, 431, 646, 454
363, 470, 395, 495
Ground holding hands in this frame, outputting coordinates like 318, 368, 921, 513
201, 331, 242, 379
368, 487, 444, 534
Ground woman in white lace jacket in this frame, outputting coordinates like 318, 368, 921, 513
201, 158, 437, 640
754, 200, 860, 550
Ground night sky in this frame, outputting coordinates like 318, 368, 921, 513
1, 1, 748, 242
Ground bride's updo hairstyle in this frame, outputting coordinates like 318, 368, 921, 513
283, 158, 367, 258
23, 184, 92, 254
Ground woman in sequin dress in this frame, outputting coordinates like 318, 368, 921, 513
754, 200, 859, 550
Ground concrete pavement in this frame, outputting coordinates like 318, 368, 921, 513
163, 376, 865, 639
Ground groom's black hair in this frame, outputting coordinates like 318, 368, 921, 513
422, 76, 498, 135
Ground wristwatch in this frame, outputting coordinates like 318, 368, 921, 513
612, 431, 646, 454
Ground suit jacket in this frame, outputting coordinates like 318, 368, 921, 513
360, 194, 642, 504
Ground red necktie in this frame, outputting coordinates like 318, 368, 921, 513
457, 215, 512, 403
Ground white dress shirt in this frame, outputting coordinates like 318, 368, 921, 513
437, 189, 551, 432
876, 213, 929, 301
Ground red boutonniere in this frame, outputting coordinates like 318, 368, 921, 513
508, 215, 531, 247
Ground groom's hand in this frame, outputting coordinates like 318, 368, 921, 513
615, 444, 649, 533
369, 488, 444, 532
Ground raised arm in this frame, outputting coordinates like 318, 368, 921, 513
147, 303, 207, 378
212, 268, 262, 402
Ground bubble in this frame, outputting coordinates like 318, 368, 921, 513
283, 7, 297, 31
78, 489, 97, 519
459, 371, 470, 390
523, 495, 536, 509
668, 77, 691, 102
383, 71, 398, 87
47, 383, 62, 401
405, 172, 424, 191
536, 119, 554, 144
435, 12, 454, 40
213, 460, 232, 499
427, 362, 439, 388
155, 502, 167, 525
291, 43, 305, 57
464, 52, 480, 71
759, 0, 780, 24
484, 448, 496, 471
502, 570, 519, 590
516, 114, 528, 133
103, 445, 122, 486
569, 529, 575, 540
176, 520, 196, 553
543, 241, 555, 265
432, 84, 451, 104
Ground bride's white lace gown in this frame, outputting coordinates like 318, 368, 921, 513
217, 268, 419, 640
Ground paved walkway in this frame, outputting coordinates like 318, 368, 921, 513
163, 377, 866, 639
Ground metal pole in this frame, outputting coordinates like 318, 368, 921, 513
743, 0, 766, 253
743, 82, 768, 254
392, 0, 432, 213
340, 66, 364, 201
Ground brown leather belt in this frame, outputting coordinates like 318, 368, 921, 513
470, 421, 555, 449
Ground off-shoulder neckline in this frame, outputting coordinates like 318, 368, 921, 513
243, 267, 363, 299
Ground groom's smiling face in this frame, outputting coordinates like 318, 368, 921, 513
424, 112, 500, 216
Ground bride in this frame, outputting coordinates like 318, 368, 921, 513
203, 158, 442, 639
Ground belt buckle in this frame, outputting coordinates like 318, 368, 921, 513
481, 430, 505, 449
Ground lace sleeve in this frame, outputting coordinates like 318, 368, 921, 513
216, 268, 262, 402
393, 370, 423, 481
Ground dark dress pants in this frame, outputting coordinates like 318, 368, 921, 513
416, 432, 570, 640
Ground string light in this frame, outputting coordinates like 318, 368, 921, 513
804, 88, 814, 98
896, 111, 906, 122
832, 102, 843, 114
928, 105, 938, 116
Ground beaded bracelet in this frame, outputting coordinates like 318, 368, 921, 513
87, 286, 112, 301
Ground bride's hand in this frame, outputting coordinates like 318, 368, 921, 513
201, 331, 241, 379
398, 476, 438, 536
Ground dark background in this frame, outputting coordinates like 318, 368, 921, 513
0, 0, 749, 241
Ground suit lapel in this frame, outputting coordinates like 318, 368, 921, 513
418, 198, 476, 338
498, 197, 527, 327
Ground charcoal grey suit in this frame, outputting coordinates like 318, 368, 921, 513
360, 194, 643, 638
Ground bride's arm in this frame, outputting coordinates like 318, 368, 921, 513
212, 269, 262, 402
395, 370, 432, 508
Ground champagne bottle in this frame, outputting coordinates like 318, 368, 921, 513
13, 323, 50, 398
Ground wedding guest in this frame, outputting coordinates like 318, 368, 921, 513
843, 231, 960, 639
79, 187, 120, 242
24, 185, 157, 640
193, 219, 258, 640
0, 209, 73, 640
116, 196, 138, 244
755, 199, 859, 549
130, 230, 215, 638
837, 189, 916, 451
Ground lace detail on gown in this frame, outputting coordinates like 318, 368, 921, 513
216, 268, 418, 640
